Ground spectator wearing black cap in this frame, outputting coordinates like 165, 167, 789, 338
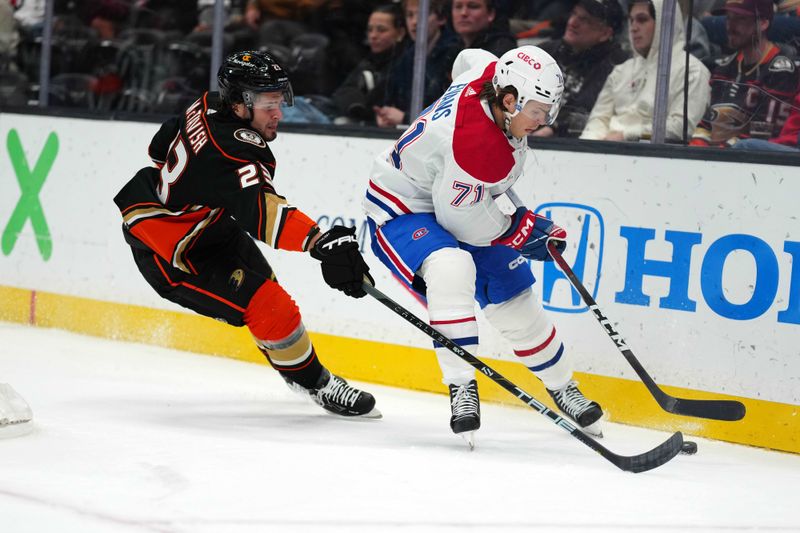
690, 0, 799, 147
701, 0, 800, 58
535, 0, 630, 137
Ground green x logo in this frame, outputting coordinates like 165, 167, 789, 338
2, 129, 58, 260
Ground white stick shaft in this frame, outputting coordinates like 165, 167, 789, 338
505, 188, 524, 209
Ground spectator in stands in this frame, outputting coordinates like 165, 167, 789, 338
192, 0, 254, 53
535, 0, 629, 137
1, 1, 20, 63
690, 0, 799, 147
132, 0, 198, 35
1, 1, 28, 106
12, 0, 46, 33
244, 0, 370, 94
450, 0, 517, 57
701, 0, 800, 58
244, 0, 317, 34
731, 91, 800, 151
581, 0, 711, 141
508, 0, 576, 38
332, 4, 408, 125
76, 0, 131, 40
373, 0, 457, 128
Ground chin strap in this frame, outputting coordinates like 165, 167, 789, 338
501, 101, 523, 138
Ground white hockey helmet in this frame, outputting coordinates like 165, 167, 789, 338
493, 45, 564, 125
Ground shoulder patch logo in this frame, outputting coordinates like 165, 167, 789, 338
465, 87, 477, 97
769, 56, 795, 73
234, 128, 266, 148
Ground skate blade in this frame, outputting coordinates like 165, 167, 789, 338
581, 419, 603, 438
0, 420, 33, 439
358, 407, 383, 419
460, 431, 476, 450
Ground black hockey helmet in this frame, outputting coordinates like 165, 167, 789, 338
217, 50, 294, 110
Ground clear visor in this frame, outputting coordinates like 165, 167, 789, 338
243, 86, 295, 109
517, 98, 561, 125
503, 67, 563, 125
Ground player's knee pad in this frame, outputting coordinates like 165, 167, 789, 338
484, 288, 550, 343
419, 247, 476, 319
420, 248, 478, 386
244, 280, 314, 371
484, 288, 572, 388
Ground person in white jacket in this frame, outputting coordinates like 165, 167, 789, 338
580, 0, 710, 141
364, 46, 604, 447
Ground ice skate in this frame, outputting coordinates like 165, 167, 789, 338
286, 369, 381, 418
547, 380, 603, 437
0, 384, 33, 439
449, 380, 480, 449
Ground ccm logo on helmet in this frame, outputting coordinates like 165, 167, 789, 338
516, 52, 541, 69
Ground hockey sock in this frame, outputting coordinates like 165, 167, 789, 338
431, 314, 479, 385
512, 326, 571, 388
484, 288, 572, 388
245, 279, 325, 389
255, 327, 325, 390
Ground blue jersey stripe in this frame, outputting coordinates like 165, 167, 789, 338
528, 343, 564, 372
365, 191, 401, 219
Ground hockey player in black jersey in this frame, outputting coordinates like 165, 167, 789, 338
113, 51, 380, 418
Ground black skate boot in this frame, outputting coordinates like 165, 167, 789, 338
449, 380, 480, 449
547, 380, 603, 436
288, 369, 381, 418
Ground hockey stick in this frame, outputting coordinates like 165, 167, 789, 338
503, 188, 745, 421
546, 242, 746, 421
363, 282, 683, 473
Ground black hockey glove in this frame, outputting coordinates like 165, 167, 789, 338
310, 226, 374, 298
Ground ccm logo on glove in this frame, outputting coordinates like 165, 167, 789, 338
492, 207, 566, 262
508, 212, 537, 248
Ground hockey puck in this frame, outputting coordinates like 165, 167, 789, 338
680, 441, 698, 455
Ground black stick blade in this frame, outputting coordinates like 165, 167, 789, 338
669, 398, 746, 421
645, 376, 746, 421
614, 431, 684, 474
548, 242, 747, 423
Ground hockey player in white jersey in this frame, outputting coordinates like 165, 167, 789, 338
364, 45, 603, 445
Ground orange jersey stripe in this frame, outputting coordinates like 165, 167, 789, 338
276, 209, 317, 251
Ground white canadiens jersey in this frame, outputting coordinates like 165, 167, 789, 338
364, 53, 528, 247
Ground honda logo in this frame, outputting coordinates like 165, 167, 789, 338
534, 203, 605, 314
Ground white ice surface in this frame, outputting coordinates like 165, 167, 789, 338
0, 322, 798, 533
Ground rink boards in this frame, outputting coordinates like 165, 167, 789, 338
0, 112, 798, 453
